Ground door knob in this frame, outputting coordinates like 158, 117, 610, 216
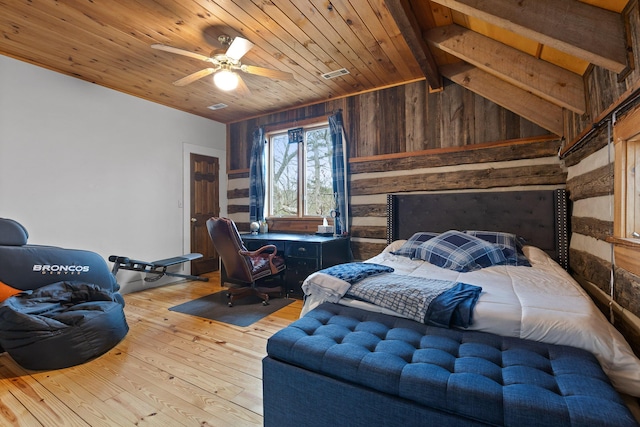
191, 218, 197, 223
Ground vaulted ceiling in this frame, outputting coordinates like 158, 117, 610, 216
0, 0, 632, 133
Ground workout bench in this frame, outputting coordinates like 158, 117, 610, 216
109, 253, 209, 282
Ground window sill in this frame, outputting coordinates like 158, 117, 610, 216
606, 236, 640, 277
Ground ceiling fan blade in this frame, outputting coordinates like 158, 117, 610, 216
242, 65, 294, 81
225, 37, 254, 61
151, 44, 210, 62
173, 68, 216, 86
234, 74, 252, 97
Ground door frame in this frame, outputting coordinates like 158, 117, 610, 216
182, 143, 227, 270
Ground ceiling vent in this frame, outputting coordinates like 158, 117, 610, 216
208, 103, 228, 110
321, 68, 350, 80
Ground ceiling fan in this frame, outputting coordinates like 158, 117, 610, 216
151, 35, 294, 96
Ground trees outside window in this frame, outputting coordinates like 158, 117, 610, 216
268, 124, 334, 218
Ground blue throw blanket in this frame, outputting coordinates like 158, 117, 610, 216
316, 263, 482, 328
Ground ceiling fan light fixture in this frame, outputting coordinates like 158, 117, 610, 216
213, 69, 239, 91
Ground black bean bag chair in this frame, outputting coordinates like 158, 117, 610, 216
0, 281, 128, 370
0, 218, 128, 369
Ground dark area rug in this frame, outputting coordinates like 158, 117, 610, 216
168, 290, 294, 327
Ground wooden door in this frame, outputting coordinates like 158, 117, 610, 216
190, 153, 220, 275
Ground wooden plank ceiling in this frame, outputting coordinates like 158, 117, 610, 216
0, 0, 631, 132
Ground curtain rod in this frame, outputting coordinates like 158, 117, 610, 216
560, 88, 640, 159
258, 109, 342, 131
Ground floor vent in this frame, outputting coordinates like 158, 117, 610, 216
321, 68, 350, 80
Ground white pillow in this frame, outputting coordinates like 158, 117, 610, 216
383, 240, 407, 253
522, 245, 553, 265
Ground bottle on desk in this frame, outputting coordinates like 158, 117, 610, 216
260, 220, 269, 234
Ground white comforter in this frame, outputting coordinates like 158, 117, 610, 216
300, 242, 640, 397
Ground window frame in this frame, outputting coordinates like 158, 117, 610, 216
610, 105, 640, 276
265, 121, 332, 219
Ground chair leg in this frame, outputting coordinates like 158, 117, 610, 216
254, 286, 283, 306
227, 286, 254, 307
254, 288, 272, 306
224, 274, 285, 307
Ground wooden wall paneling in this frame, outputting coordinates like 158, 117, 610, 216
227, 204, 249, 214
589, 65, 630, 118
518, 111, 550, 138
349, 163, 566, 196
227, 188, 248, 199
376, 88, 393, 154
616, 267, 640, 323
351, 241, 387, 262
381, 85, 406, 154
507, 110, 528, 140
351, 203, 388, 217
474, 95, 499, 142
228, 171, 249, 180
565, 164, 613, 201
359, 91, 382, 157
570, 248, 612, 295
349, 137, 560, 173
461, 86, 476, 145
427, 82, 443, 149
350, 225, 386, 239
572, 216, 613, 242
563, 123, 610, 167
344, 96, 359, 158
441, 83, 466, 147
228, 120, 253, 171
404, 81, 428, 152
562, 106, 591, 147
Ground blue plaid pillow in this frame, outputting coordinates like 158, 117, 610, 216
319, 263, 394, 284
391, 232, 439, 258
464, 230, 531, 267
415, 230, 507, 272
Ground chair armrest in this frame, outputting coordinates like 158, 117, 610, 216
239, 244, 278, 257
239, 245, 282, 274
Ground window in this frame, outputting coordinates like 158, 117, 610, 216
267, 124, 334, 218
611, 105, 640, 276
614, 106, 640, 240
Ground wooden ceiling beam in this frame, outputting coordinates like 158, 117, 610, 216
431, 0, 628, 73
427, 24, 586, 114
441, 63, 564, 136
384, 0, 443, 90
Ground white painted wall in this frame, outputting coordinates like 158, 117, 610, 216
0, 55, 226, 293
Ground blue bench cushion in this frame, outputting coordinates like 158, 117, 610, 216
267, 303, 638, 427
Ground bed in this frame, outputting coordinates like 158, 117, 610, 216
295, 190, 640, 398
263, 190, 640, 427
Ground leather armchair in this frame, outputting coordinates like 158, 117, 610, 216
206, 217, 285, 306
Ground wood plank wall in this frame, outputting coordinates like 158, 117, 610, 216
226, 79, 563, 261
562, 0, 640, 353
227, 80, 547, 171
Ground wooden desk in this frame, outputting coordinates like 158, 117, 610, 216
240, 233, 350, 296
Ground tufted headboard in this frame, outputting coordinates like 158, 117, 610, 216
386, 190, 569, 270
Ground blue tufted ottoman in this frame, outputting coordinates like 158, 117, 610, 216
263, 302, 639, 427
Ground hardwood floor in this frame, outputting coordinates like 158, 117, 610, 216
0, 272, 303, 426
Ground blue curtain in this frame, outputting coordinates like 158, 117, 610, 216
329, 111, 348, 234
249, 127, 266, 222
